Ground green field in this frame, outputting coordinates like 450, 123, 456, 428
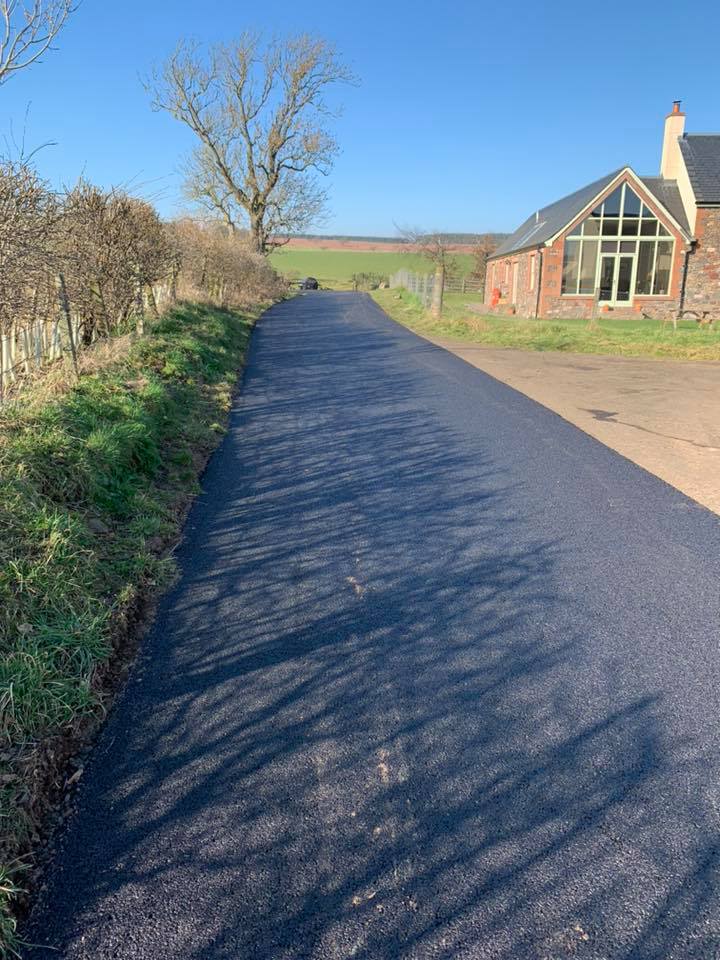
269, 248, 475, 288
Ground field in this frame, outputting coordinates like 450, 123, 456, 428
269, 247, 475, 288
371, 289, 720, 362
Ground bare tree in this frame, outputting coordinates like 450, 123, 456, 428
399, 227, 458, 318
146, 34, 354, 254
471, 233, 497, 283
0, 1, 76, 85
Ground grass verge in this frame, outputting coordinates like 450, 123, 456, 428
0, 300, 262, 955
371, 289, 720, 362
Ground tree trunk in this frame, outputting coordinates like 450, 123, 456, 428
431, 265, 445, 318
249, 218, 265, 254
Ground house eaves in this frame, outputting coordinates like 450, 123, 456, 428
492, 165, 693, 262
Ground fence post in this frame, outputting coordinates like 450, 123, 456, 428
588, 286, 600, 330
56, 273, 79, 380
134, 269, 145, 335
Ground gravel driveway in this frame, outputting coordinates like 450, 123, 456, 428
426, 339, 720, 514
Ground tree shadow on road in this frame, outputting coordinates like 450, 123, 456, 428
26, 294, 720, 959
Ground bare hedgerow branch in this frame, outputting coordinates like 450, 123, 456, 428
146, 34, 356, 254
0, 1, 77, 85
165, 218, 285, 307
0, 159, 59, 334
0, 152, 285, 395
59, 181, 174, 341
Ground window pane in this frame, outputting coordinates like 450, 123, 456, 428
635, 242, 655, 294
616, 256, 633, 301
623, 186, 641, 217
590, 206, 602, 219
603, 218, 619, 236
583, 218, 600, 236
653, 241, 673, 294
579, 240, 599, 294
621, 218, 639, 235
568, 224, 582, 237
561, 240, 581, 294
640, 219, 658, 236
603, 187, 622, 216
599, 257, 614, 301
641, 204, 655, 218
658, 224, 670, 236
601, 240, 618, 253
620, 241, 636, 253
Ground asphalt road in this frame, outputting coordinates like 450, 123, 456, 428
27, 292, 720, 959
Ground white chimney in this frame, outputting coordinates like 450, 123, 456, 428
660, 101, 686, 179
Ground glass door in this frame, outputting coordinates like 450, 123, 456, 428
615, 256, 633, 303
598, 254, 635, 304
598, 255, 615, 302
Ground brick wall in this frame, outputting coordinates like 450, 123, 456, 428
684, 208, 720, 308
485, 172, 695, 321
484, 248, 540, 316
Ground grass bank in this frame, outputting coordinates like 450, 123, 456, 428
372, 289, 720, 362
0, 300, 261, 954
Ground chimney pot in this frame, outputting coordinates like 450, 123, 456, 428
672, 100, 681, 114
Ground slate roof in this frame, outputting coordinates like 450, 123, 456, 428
493, 168, 692, 259
638, 177, 690, 235
678, 135, 720, 203
493, 170, 622, 257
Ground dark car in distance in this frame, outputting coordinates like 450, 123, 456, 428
300, 277, 319, 290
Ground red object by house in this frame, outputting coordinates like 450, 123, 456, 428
491, 287, 501, 307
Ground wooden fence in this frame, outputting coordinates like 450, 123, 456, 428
444, 276, 484, 293
0, 276, 175, 402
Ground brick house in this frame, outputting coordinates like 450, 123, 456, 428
484, 103, 720, 319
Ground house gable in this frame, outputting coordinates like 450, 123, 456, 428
491, 167, 690, 265
547, 168, 691, 248
486, 104, 720, 319
491, 169, 623, 259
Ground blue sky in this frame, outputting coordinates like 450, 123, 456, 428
3, 0, 720, 236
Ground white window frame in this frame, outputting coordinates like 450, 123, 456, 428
560, 182, 675, 301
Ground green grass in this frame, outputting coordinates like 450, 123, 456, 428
269, 248, 475, 288
0, 300, 262, 955
372, 289, 720, 362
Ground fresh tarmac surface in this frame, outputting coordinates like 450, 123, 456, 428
421, 340, 720, 516
27, 292, 720, 959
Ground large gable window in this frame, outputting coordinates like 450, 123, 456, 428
561, 183, 674, 299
